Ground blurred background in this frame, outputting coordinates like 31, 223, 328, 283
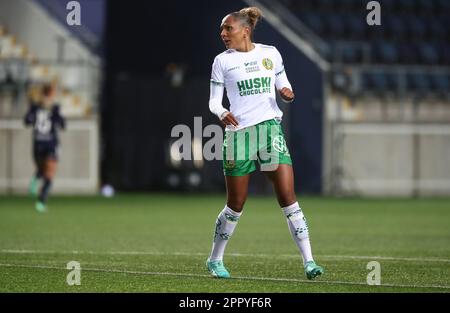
0, 0, 449, 197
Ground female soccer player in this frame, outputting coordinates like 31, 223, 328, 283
206, 7, 324, 279
24, 84, 65, 212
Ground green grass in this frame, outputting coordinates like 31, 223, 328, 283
0, 194, 449, 292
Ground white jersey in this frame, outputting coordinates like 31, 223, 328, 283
209, 43, 292, 131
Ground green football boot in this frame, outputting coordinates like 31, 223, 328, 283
35, 201, 47, 213
29, 175, 39, 196
304, 260, 324, 280
206, 259, 231, 278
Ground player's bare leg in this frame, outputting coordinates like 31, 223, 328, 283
264, 164, 296, 207
265, 164, 324, 279
225, 174, 250, 212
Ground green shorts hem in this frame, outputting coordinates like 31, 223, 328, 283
223, 159, 293, 177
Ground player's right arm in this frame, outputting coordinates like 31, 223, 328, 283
24, 103, 38, 126
209, 57, 238, 127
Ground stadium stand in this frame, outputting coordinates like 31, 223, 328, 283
282, 1, 450, 63
263, 0, 450, 196
278, 0, 450, 112
0, 23, 91, 118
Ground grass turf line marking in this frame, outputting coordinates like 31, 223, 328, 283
0, 262, 449, 290
1, 249, 450, 263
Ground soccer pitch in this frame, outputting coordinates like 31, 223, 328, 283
0, 194, 449, 292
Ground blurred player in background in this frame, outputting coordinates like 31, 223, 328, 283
24, 84, 65, 212
206, 7, 324, 279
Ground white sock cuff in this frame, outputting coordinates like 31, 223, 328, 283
224, 205, 242, 218
282, 201, 300, 215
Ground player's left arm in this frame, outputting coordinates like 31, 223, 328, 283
274, 48, 295, 103
53, 105, 66, 130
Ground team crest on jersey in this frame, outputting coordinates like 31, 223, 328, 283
262, 58, 273, 70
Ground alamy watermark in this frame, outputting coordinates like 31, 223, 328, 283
66, 1, 81, 26
170, 117, 289, 171
367, 1, 381, 26
366, 261, 381, 285
66, 261, 81, 286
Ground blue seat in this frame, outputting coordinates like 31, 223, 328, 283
380, 0, 397, 14
430, 74, 450, 92
279, 0, 292, 6
418, 43, 439, 65
365, 72, 389, 91
300, 12, 325, 36
440, 44, 450, 65
385, 15, 407, 40
320, 42, 333, 62
406, 16, 427, 41
427, 19, 447, 41
360, 71, 397, 93
416, 0, 435, 15
317, 0, 336, 11
286, 0, 313, 11
360, 72, 372, 92
376, 42, 399, 64
338, 0, 358, 11
435, 0, 450, 14
399, 43, 419, 64
341, 45, 361, 63
346, 14, 366, 40
326, 14, 345, 38
385, 72, 401, 92
399, 0, 416, 14
407, 73, 432, 92
331, 70, 351, 92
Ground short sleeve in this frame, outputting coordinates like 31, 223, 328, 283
210, 57, 225, 86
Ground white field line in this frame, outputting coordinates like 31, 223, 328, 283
1, 249, 450, 263
0, 262, 449, 290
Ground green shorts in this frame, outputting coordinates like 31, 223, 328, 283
222, 119, 292, 176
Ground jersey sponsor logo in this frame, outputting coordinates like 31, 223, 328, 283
262, 58, 273, 70
236, 77, 271, 96
244, 60, 260, 73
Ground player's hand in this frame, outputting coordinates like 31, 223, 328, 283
220, 111, 239, 127
279, 87, 295, 102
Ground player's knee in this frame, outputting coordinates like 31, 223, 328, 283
44, 169, 56, 180
278, 193, 297, 208
227, 199, 246, 212
44, 161, 57, 177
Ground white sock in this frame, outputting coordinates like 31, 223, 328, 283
282, 202, 314, 265
209, 205, 242, 262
